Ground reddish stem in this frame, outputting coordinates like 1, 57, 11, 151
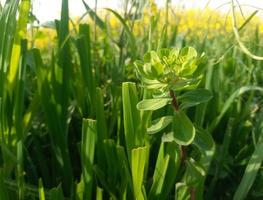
190, 187, 196, 200
169, 90, 179, 111
181, 146, 187, 163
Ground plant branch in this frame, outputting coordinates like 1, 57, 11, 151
170, 90, 179, 111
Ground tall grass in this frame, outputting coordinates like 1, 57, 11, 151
0, 0, 262, 199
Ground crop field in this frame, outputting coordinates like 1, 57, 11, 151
0, 0, 263, 199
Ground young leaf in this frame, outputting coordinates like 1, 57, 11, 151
147, 116, 173, 134
178, 89, 213, 109
137, 98, 172, 111
173, 110, 195, 146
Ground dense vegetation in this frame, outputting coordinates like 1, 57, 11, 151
0, 0, 263, 199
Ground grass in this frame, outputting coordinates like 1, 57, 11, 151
0, 0, 263, 199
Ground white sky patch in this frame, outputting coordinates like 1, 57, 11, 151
1, 0, 263, 23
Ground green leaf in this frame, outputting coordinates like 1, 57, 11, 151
131, 146, 148, 200
105, 8, 136, 58
76, 178, 84, 200
82, 0, 106, 30
96, 187, 103, 200
38, 179, 45, 200
177, 47, 199, 77
95, 87, 108, 167
8, 0, 30, 89
170, 78, 201, 91
81, 119, 97, 200
14, 39, 27, 140
0, 170, 9, 200
147, 116, 173, 134
149, 142, 181, 200
76, 24, 96, 117
192, 126, 215, 200
193, 126, 215, 171
180, 47, 198, 59
122, 82, 142, 158
178, 89, 213, 109
0, 0, 19, 99
185, 158, 206, 186
149, 143, 170, 199
234, 126, 263, 200
162, 132, 175, 143
209, 86, 263, 132
17, 140, 24, 199
49, 185, 64, 200
173, 110, 195, 146
137, 98, 172, 111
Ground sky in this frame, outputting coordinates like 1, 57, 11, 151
1, 0, 263, 23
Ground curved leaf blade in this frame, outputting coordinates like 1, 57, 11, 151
137, 98, 171, 111
173, 111, 195, 146
209, 86, 263, 132
147, 116, 173, 134
178, 88, 212, 109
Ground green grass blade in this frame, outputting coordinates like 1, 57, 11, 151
76, 24, 96, 117
116, 145, 133, 199
149, 142, 181, 200
49, 185, 64, 200
105, 8, 136, 58
38, 179, 45, 200
209, 86, 263, 132
58, 0, 71, 131
122, 82, 141, 157
14, 39, 27, 140
82, 0, 106, 30
32, 48, 73, 196
234, 124, 263, 200
149, 142, 169, 199
0, 0, 19, 98
17, 140, 24, 200
22, 92, 40, 136
8, 0, 30, 89
81, 119, 97, 200
96, 187, 103, 200
103, 140, 118, 186
95, 87, 107, 168
0, 170, 9, 200
131, 146, 148, 200
76, 177, 84, 200
193, 126, 215, 199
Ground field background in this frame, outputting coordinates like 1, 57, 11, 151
0, 0, 263, 199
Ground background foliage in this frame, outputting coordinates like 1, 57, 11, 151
0, 0, 263, 199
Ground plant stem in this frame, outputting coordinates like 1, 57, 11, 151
169, 91, 196, 199
190, 187, 196, 200
169, 90, 179, 111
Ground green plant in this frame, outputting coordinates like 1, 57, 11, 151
135, 47, 211, 141
135, 47, 214, 198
